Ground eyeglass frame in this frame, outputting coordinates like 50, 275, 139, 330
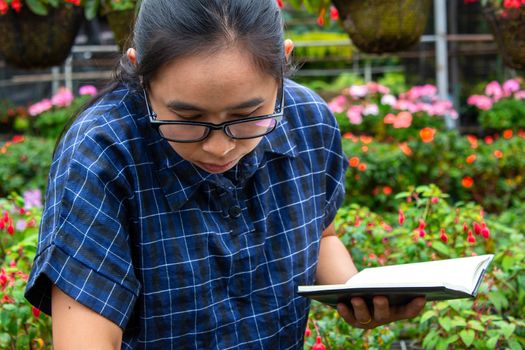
144, 77, 285, 143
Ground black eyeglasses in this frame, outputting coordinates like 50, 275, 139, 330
144, 79, 284, 143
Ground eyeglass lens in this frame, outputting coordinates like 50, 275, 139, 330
158, 117, 279, 142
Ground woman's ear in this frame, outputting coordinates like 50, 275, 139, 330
284, 39, 294, 62
127, 48, 138, 66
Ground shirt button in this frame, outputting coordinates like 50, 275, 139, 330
228, 206, 242, 218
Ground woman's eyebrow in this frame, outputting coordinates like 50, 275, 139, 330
166, 97, 265, 111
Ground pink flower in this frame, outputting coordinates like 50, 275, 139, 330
404, 84, 437, 100
23, 189, 42, 209
363, 104, 379, 116
15, 219, 27, 232
514, 90, 525, 99
393, 111, 413, 128
485, 81, 503, 101
348, 85, 368, 98
347, 105, 363, 125
28, 99, 52, 116
366, 82, 390, 95
328, 95, 346, 113
503, 79, 520, 96
381, 94, 397, 106
467, 95, 493, 110
383, 113, 396, 124
51, 88, 74, 107
79, 85, 98, 96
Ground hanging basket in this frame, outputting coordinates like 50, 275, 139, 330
331, 0, 431, 54
106, 9, 135, 52
0, 5, 83, 69
483, 6, 525, 70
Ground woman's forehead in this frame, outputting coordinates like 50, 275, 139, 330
150, 49, 277, 100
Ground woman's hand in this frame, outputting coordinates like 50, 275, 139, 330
337, 296, 426, 329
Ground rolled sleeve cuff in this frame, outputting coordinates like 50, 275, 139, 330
24, 244, 140, 329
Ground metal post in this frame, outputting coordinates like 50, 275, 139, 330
64, 55, 73, 92
434, 0, 454, 128
51, 66, 60, 94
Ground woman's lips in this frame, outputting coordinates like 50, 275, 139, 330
197, 159, 237, 173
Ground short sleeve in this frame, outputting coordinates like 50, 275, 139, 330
25, 129, 141, 329
322, 105, 349, 229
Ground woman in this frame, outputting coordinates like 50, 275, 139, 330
25, 0, 425, 348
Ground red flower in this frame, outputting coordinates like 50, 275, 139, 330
0, 0, 8, 15
440, 228, 448, 243
493, 150, 503, 158
349, 157, 360, 167
467, 231, 476, 243
419, 127, 436, 143
0, 268, 7, 289
316, 7, 326, 26
358, 163, 367, 171
329, 5, 339, 20
32, 306, 42, 318
503, 0, 522, 8
466, 135, 478, 149
399, 142, 413, 157
431, 197, 439, 204
503, 129, 513, 139
462, 176, 474, 188
466, 154, 477, 164
304, 327, 311, 337
398, 209, 405, 225
10, 0, 21, 11
481, 222, 490, 239
484, 135, 494, 144
11, 135, 24, 143
313, 336, 326, 350
473, 222, 482, 235
7, 220, 14, 235
383, 186, 392, 195
1, 295, 13, 304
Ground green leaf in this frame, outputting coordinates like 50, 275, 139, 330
25, 0, 48, 15
286, 0, 304, 10
459, 329, 475, 347
486, 336, 500, 349
435, 338, 448, 350
420, 310, 437, 324
422, 329, 439, 349
494, 321, 516, 339
432, 241, 452, 257
47, 0, 59, 7
467, 320, 485, 332
508, 338, 522, 350
438, 317, 453, 332
487, 291, 509, 311
450, 317, 467, 328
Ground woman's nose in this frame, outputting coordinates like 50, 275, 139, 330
201, 130, 235, 157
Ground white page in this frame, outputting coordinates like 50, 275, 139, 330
345, 255, 493, 293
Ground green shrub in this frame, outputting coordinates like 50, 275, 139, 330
0, 136, 54, 197
0, 193, 52, 349
308, 185, 525, 349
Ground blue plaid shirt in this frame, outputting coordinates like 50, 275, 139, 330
25, 79, 348, 349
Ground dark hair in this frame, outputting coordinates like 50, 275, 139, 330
55, 0, 286, 152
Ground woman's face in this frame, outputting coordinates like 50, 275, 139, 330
147, 48, 279, 174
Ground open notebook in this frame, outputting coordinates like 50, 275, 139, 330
298, 254, 494, 307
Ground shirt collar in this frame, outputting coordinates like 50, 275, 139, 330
143, 91, 298, 212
